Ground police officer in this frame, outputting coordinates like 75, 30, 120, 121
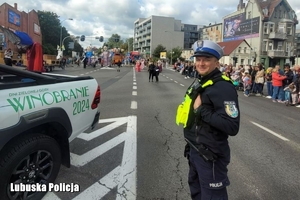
184, 40, 240, 199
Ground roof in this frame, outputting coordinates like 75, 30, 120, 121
217, 40, 250, 56
256, 0, 281, 18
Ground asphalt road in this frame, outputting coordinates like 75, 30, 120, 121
43, 64, 300, 200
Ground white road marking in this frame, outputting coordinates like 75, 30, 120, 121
132, 91, 137, 96
43, 116, 137, 200
80, 74, 84, 76
180, 84, 185, 87
133, 82, 137, 85
174, 81, 178, 83
77, 117, 128, 141
133, 86, 137, 90
166, 76, 169, 78
131, 101, 137, 109
251, 121, 290, 141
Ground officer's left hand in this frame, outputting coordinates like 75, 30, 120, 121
193, 94, 202, 109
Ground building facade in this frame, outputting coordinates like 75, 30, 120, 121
222, 0, 298, 67
183, 24, 199, 49
294, 29, 300, 64
133, 16, 203, 57
133, 16, 184, 56
202, 23, 223, 43
0, 3, 41, 52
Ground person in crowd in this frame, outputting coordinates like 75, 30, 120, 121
293, 65, 300, 107
243, 71, 252, 97
251, 66, 258, 94
154, 62, 160, 82
284, 82, 297, 106
4, 48, 13, 66
148, 61, 156, 82
282, 63, 294, 103
272, 65, 287, 103
254, 65, 265, 96
265, 67, 273, 98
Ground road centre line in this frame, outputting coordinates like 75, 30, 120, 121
133, 86, 137, 89
174, 81, 178, 83
251, 121, 290, 141
133, 82, 136, 85
131, 101, 137, 109
132, 91, 137, 96
180, 84, 185, 87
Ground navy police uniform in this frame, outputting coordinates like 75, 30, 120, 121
184, 40, 240, 200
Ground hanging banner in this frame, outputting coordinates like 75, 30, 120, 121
8, 9, 20, 26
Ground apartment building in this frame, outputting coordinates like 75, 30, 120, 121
202, 23, 223, 43
222, 0, 298, 67
183, 24, 199, 49
0, 3, 41, 51
134, 16, 203, 57
295, 29, 300, 64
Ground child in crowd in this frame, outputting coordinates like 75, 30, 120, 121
284, 82, 298, 106
243, 71, 252, 97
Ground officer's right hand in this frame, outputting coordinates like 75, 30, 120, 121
184, 144, 190, 159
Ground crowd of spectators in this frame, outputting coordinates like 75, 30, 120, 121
172, 61, 300, 107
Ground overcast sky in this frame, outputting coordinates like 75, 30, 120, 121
4, 0, 300, 48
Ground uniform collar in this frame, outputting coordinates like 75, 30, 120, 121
199, 68, 221, 84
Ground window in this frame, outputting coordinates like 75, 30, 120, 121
270, 23, 274, 32
248, 11, 251, 19
287, 24, 292, 35
278, 41, 283, 50
238, 47, 241, 53
263, 41, 267, 51
275, 11, 277, 18
263, 22, 275, 34
244, 47, 247, 53
278, 24, 285, 33
263, 23, 269, 34
286, 42, 291, 52
216, 26, 218, 30
241, 59, 244, 65
279, 10, 282, 18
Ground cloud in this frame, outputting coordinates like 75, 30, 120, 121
3, 0, 300, 48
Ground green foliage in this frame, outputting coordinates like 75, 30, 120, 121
152, 44, 166, 58
167, 46, 183, 64
106, 34, 123, 49
37, 11, 83, 56
37, 11, 60, 54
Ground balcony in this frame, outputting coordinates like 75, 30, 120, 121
269, 32, 287, 40
267, 50, 286, 58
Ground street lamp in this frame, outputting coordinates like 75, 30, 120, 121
247, 0, 254, 65
60, 18, 73, 50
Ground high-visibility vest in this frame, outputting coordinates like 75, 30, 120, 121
176, 75, 232, 128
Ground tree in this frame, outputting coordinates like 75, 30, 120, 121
152, 44, 166, 58
37, 11, 83, 56
106, 34, 123, 49
122, 38, 133, 52
167, 47, 183, 64
37, 11, 61, 55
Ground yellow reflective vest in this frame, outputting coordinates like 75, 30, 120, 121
176, 75, 231, 128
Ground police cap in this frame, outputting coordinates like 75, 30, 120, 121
192, 40, 224, 60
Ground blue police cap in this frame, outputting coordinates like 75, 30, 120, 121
192, 40, 224, 60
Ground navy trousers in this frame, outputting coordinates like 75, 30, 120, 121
188, 148, 230, 200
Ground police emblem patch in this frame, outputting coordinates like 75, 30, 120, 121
224, 101, 239, 118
